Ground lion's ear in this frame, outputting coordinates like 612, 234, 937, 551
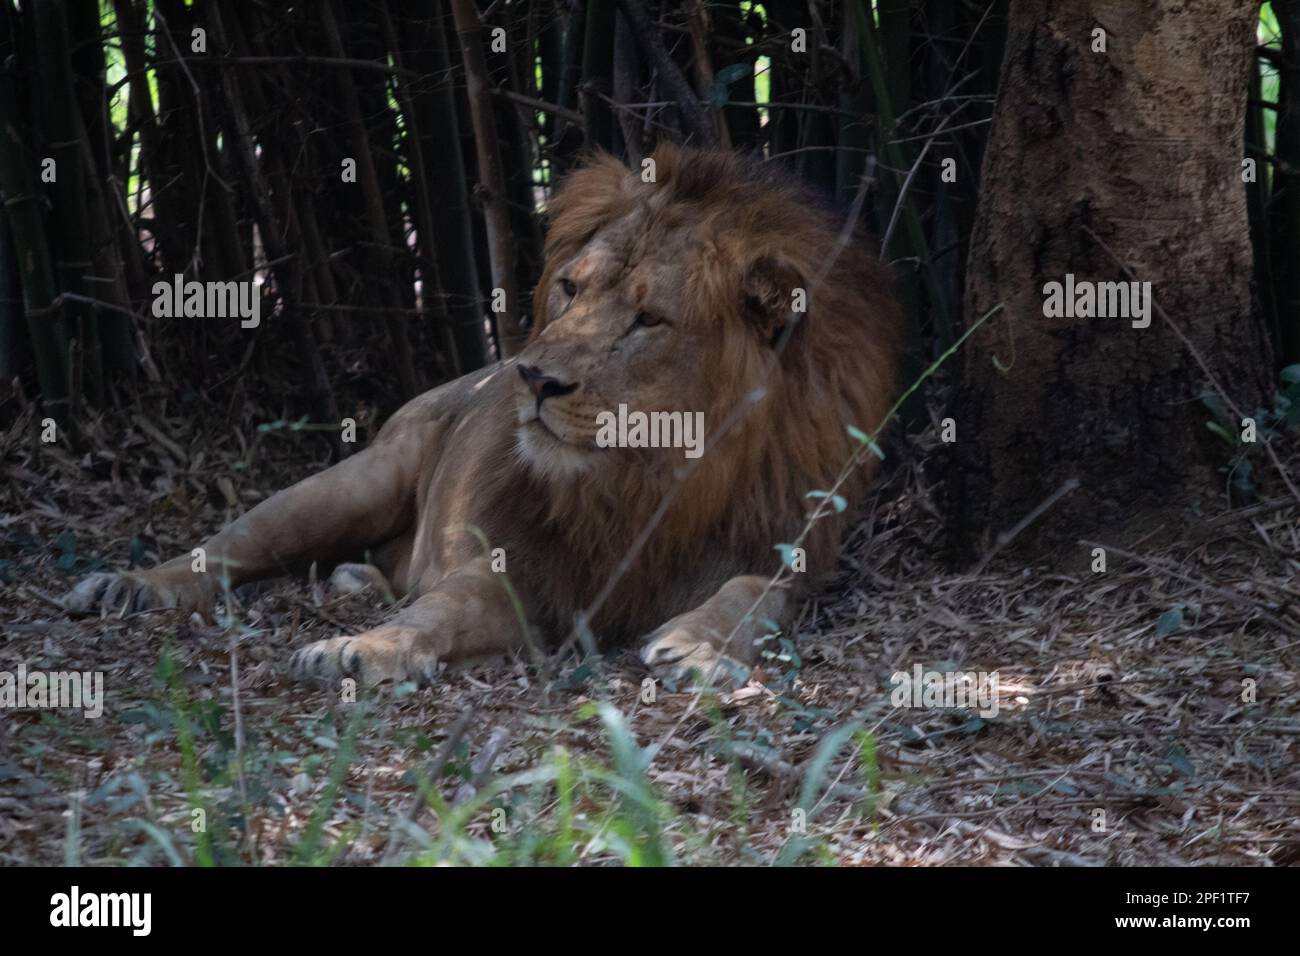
740, 254, 808, 347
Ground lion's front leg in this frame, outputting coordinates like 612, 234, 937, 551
288, 558, 528, 686
60, 426, 424, 620
640, 575, 789, 687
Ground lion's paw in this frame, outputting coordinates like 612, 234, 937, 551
288, 630, 440, 688
60, 571, 185, 617
640, 625, 750, 689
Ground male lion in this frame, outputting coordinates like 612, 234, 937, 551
62, 144, 899, 686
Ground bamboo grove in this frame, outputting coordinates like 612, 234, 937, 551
0, 1, 1295, 441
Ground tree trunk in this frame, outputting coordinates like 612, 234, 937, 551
953, 0, 1272, 559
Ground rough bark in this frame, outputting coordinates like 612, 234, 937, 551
953, 0, 1272, 559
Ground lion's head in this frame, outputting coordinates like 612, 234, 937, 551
500, 143, 899, 629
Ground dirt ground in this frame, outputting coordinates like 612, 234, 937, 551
2, 402, 1298, 866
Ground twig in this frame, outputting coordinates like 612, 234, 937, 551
452, 726, 511, 806
496, 89, 583, 125
382, 708, 475, 862
971, 477, 1080, 575
227, 634, 251, 853
1080, 538, 1300, 638
1204, 497, 1296, 527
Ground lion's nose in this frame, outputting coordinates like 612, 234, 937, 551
518, 364, 579, 402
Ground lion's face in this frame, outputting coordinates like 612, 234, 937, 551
509, 145, 894, 498
513, 211, 743, 479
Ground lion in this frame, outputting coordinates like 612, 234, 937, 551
61, 143, 900, 686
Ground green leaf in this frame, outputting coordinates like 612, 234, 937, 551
120, 819, 186, 866
55, 531, 78, 572
847, 425, 885, 460
1155, 605, 1184, 637
796, 721, 862, 813
805, 490, 847, 512
778, 637, 802, 668
1204, 420, 1236, 446
1165, 743, 1196, 780
1198, 389, 1229, 422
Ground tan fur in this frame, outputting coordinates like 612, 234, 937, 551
61, 144, 900, 687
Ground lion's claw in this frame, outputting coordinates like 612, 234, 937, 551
60, 571, 179, 616
641, 625, 750, 689
288, 630, 441, 688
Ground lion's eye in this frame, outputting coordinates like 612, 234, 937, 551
635, 310, 664, 328
559, 278, 578, 298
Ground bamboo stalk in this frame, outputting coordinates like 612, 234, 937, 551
617, 0, 717, 146
551, 0, 588, 175
1272, 0, 1300, 365
0, 210, 20, 382
67, 0, 136, 377
686, 0, 729, 147
581, 0, 619, 153
378, 0, 460, 376
853, 0, 952, 347
613, 12, 645, 163
34, 0, 102, 402
403, 0, 487, 372
0, 2, 68, 404
764, 0, 802, 161
1247, 50, 1280, 358
449, 0, 525, 356
318, 0, 423, 395
835, 0, 870, 204
487, 3, 543, 297
205, 1, 340, 427
152, 0, 206, 280
714, 1, 760, 150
